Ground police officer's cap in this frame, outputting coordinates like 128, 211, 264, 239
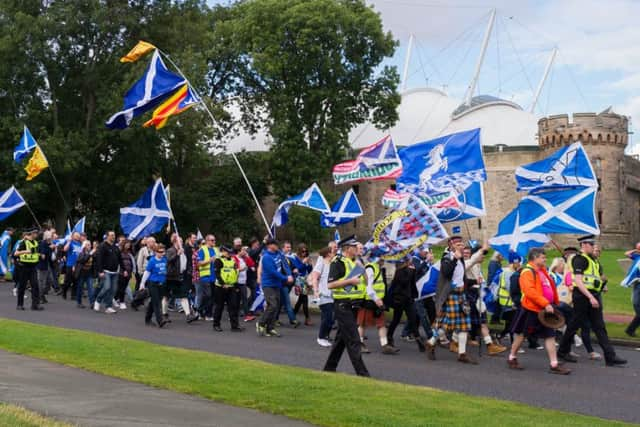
24, 227, 38, 234
578, 235, 596, 245
221, 244, 234, 253
338, 235, 359, 247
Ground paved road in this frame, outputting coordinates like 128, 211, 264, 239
0, 350, 311, 427
1, 288, 639, 424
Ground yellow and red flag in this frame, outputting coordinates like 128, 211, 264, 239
143, 84, 199, 129
24, 145, 49, 181
120, 40, 156, 63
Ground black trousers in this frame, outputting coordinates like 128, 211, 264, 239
213, 286, 240, 328
323, 301, 370, 377
387, 299, 417, 344
259, 287, 280, 330
293, 294, 309, 318
558, 291, 616, 362
145, 282, 164, 325
17, 264, 39, 308
62, 265, 75, 297
115, 274, 130, 303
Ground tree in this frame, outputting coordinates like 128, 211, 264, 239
214, 0, 400, 199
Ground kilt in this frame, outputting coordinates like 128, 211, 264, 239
510, 307, 555, 339
357, 307, 385, 328
437, 291, 471, 333
465, 288, 486, 326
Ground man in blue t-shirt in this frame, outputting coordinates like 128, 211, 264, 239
624, 243, 640, 337
62, 232, 83, 300
140, 243, 168, 328
197, 235, 218, 320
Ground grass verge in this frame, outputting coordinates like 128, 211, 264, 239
0, 319, 632, 427
0, 403, 72, 427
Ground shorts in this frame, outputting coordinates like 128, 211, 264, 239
510, 307, 556, 339
357, 307, 385, 328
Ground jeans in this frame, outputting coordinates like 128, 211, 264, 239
76, 274, 95, 306
195, 280, 213, 317
319, 302, 334, 339
96, 272, 118, 308
388, 299, 417, 345
260, 287, 281, 331
626, 283, 640, 334
37, 268, 55, 298
278, 286, 296, 322
402, 298, 434, 338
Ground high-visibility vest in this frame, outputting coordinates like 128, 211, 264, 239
362, 262, 384, 301
574, 253, 603, 292
198, 246, 214, 278
498, 269, 513, 307
331, 256, 363, 301
19, 240, 39, 264
218, 257, 238, 286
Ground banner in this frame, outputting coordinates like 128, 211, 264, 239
333, 135, 402, 185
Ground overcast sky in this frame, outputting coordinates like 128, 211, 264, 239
209, 0, 639, 149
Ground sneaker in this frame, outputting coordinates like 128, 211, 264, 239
569, 351, 581, 359
605, 356, 627, 367
213, 325, 223, 332
290, 320, 300, 328
275, 320, 282, 327
549, 364, 571, 375
244, 314, 257, 322
360, 343, 371, 354
589, 352, 602, 361
186, 314, 198, 324
457, 353, 478, 365
507, 357, 525, 370
112, 299, 118, 307
317, 338, 332, 347
105, 307, 117, 314
205, 317, 214, 322
382, 344, 399, 355
517, 348, 526, 354
256, 324, 266, 337
12, 288, 17, 297
574, 335, 583, 347
93, 302, 101, 312
119, 302, 127, 310
267, 329, 281, 337
536, 345, 544, 350
487, 343, 507, 355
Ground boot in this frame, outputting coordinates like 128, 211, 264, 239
487, 342, 507, 355
457, 353, 478, 365
426, 341, 436, 361
449, 341, 458, 353
416, 337, 426, 352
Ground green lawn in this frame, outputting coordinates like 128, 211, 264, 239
0, 319, 633, 427
0, 403, 72, 427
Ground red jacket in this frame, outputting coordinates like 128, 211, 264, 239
520, 262, 559, 312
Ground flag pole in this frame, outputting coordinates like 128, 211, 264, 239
157, 50, 273, 238
23, 200, 41, 229
37, 144, 71, 217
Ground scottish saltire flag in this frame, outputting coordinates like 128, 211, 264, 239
397, 128, 486, 194
621, 256, 640, 288
106, 50, 186, 129
0, 186, 26, 221
365, 194, 448, 262
416, 261, 439, 300
120, 179, 172, 239
272, 183, 330, 228
14, 126, 37, 163
333, 135, 402, 185
489, 207, 550, 258
73, 217, 86, 234
54, 219, 72, 245
250, 284, 265, 312
0, 230, 12, 275
517, 186, 599, 235
515, 142, 597, 192
320, 189, 363, 227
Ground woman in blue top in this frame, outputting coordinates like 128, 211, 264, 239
140, 243, 168, 328
292, 244, 314, 326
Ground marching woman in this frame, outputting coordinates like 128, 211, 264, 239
139, 243, 168, 328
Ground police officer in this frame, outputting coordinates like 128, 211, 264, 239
323, 235, 370, 377
14, 228, 42, 311
558, 235, 626, 366
213, 245, 243, 332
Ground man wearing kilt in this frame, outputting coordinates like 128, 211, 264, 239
434, 236, 477, 364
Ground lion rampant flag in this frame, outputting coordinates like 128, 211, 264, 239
24, 146, 48, 181
143, 84, 199, 129
120, 40, 156, 63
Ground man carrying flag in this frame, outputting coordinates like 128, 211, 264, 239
622, 243, 640, 337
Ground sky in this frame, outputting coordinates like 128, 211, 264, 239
208, 0, 639, 151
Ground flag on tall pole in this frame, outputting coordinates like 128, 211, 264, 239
489, 207, 550, 258
320, 189, 363, 227
143, 84, 199, 129
271, 183, 330, 228
0, 230, 12, 276
120, 179, 172, 240
24, 146, 49, 181
14, 126, 37, 163
120, 40, 156, 63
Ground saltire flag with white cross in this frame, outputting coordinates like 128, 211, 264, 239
320, 189, 363, 227
489, 207, 550, 259
120, 179, 172, 240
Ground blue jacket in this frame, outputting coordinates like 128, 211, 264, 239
290, 255, 312, 278
261, 249, 291, 288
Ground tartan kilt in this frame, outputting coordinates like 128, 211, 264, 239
438, 291, 471, 332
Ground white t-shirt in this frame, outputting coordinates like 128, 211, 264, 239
313, 259, 333, 305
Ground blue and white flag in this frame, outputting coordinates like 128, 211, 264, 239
120, 178, 172, 239
515, 142, 597, 192
621, 256, 640, 288
489, 207, 550, 259
416, 261, 439, 300
272, 183, 330, 228
0, 186, 26, 221
0, 230, 12, 275
397, 128, 486, 194
250, 284, 265, 312
321, 189, 363, 227
334, 229, 341, 243
73, 217, 85, 234
106, 51, 186, 129
54, 219, 72, 246
14, 126, 38, 163
517, 186, 599, 235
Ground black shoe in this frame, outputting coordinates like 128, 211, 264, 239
31, 306, 44, 311
16, 306, 25, 311
77, 304, 86, 309
41, 296, 48, 304
159, 320, 168, 328
163, 314, 172, 323
213, 325, 223, 332
606, 356, 628, 367
145, 319, 152, 326
186, 314, 197, 324
231, 327, 245, 332
558, 352, 578, 363
61, 293, 67, 300
131, 303, 139, 312
625, 329, 637, 338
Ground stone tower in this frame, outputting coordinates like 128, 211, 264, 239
537, 111, 638, 247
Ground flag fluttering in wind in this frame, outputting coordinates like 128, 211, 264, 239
106, 50, 186, 129
196, 228, 204, 241
24, 146, 49, 181
320, 189, 363, 228
365, 193, 448, 262
621, 256, 640, 288
416, 260, 440, 300
0, 186, 26, 221
14, 126, 37, 163
515, 142, 597, 192
0, 230, 12, 276
271, 183, 330, 228
120, 40, 156, 63
143, 84, 199, 129
120, 179, 172, 240
489, 207, 550, 259
73, 217, 86, 234
332, 135, 402, 185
